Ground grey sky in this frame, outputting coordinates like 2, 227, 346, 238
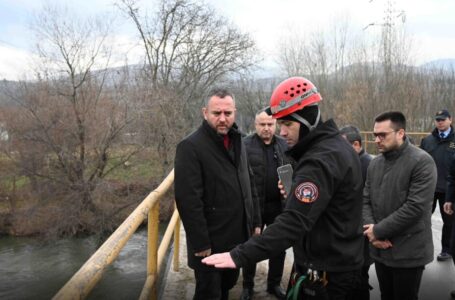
1, 0, 455, 79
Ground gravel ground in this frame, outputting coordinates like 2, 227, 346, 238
162, 210, 455, 300
161, 227, 293, 299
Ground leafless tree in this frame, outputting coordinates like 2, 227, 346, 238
0, 4, 140, 235
117, 0, 258, 171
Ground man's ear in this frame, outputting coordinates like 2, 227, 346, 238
202, 107, 207, 120
397, 128, 406, 139
352, 140, 361, 152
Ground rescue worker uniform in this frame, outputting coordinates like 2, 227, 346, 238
230, 119, 364, 299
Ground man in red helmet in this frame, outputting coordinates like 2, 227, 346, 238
203, 77, 364, 299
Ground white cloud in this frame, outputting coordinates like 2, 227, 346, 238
0, 44, 35, 80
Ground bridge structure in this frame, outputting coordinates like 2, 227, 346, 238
53, 131, 455, 300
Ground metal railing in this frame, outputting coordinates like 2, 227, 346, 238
53, 169, 178, 300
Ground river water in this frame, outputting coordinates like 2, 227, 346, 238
0, 228, 163, 300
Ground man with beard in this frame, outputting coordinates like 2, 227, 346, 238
174, 88, 260, 300
203, 77, 365, 299
363, 111, 436, 300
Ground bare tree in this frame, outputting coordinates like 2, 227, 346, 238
119, 0, 257, 96
117, 0, 258, 171
0, 4, 140, 235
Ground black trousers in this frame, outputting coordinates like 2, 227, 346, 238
348, 265, 371, 300
450, 212, 455, 260
375, 262, 424, 300
193, 268, 239, 300
242, 249, 285, 288
242, 203, 285, 288
432, 192, 453, 253
326, 269, 363, 300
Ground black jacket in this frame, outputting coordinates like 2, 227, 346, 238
447, 156, 455, 203
174, 120, 260, 270
243, 134, 289, 214
421, 126, 455, 193
358, 148, 374, 266
231, 119, 364, 272
359, 148, 373, 183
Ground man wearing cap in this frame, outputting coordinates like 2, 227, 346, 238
421, 109, 455, 261
203, 77, 364, 299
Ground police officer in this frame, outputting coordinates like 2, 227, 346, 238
421, 109, 455, 261
203, 77, 364, 299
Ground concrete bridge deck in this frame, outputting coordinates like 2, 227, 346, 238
162, 210, 455, 299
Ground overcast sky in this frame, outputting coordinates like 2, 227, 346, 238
1, 0, 455, 80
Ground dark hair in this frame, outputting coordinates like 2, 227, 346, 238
340, 125, 362, 146
205, 88, 235, 106
374, 111, 406, 131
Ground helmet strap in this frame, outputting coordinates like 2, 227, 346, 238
290, 107, 321, 132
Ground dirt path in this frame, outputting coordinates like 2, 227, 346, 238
161, 227, 293, 299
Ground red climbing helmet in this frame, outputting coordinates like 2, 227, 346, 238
269, 77, 322, 119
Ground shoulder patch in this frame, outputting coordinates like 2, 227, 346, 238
295, 182, 319, 203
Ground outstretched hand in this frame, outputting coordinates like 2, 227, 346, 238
201, 252, 237, 269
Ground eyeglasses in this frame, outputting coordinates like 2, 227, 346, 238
373, 130, 396, 141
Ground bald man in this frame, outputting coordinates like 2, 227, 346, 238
240, 110, 289, 300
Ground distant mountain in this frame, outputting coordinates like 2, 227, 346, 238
419, 59, 455, 71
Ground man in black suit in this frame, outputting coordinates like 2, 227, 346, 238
174, 88, 260, 300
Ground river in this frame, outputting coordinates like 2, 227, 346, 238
0, 227, 168, 300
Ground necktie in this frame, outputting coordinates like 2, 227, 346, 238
440, 132, 445, 139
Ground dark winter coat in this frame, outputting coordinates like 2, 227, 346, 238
231, 119, 364, 272
359, 148, 373, 183
363, 138, 437, 268
358, 148, 374, 266
174, 120, 260, 270
420, 126, 455, 193
446, 156, 455, 203
243, 134, 289, 213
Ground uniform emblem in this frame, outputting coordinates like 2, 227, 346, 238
295, 182, 319, 203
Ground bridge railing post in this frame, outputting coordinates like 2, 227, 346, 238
173, 211, 180, 272
147, 201, 159, 300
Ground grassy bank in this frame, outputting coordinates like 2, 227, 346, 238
0, 148, 175, 237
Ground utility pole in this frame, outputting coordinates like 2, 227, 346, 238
363, 0, 406, 83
